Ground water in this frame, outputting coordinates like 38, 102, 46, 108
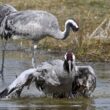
0, 45, 110, 110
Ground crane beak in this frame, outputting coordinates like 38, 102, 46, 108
68, 60, 72, 74
72, 26, 79, 32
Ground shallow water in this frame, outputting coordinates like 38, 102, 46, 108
0, 45, 110, 110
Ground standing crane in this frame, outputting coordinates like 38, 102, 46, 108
0, 4, 17, 79
0, 4, 79, 69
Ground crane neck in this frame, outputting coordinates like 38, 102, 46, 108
63, 60, 71, 73
59, 21, 71, 40
62, 21, 71, 40
51, 20, 71, 40
72, 61, 77, 76
50, 19, 78, 40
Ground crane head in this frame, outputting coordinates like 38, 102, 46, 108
64, 51, 75, 73
66, 19, 79, 32
64, 51, 75, 62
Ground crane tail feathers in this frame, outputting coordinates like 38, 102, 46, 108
0, 4, 17, 40
0, 88, 8, 98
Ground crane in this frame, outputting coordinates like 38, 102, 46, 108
0, 4, 17, 79
0, 51, 76, 98
0, 51, 96, 98
0, 4, 79, 69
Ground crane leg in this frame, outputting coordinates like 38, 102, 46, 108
0, 40, 7, 80
31, 41, 37, 68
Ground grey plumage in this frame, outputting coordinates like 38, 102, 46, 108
0, 68, 36, 98
0, 4, 17, 23
1, 10, 79, 40
72, 65, 96, 97
0, 4, 17, 78
35, 61, 74, 97
0, 52, 96, 98
34, 51, 76, 98
0, 4, 17, 39
0, 52, 76, 98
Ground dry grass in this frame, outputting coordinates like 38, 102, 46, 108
0, 0, 110, 61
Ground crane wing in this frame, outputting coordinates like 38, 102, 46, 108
0, 67, 60, 98
5, 10, 59, 40
0, 68, 37, 98
0, 4, 17, 38
35, 62, 60, 90
72, 66, 96, 97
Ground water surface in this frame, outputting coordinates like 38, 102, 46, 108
0, 45, 110, 110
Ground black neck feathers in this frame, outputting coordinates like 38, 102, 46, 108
63, 60, 73, 73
